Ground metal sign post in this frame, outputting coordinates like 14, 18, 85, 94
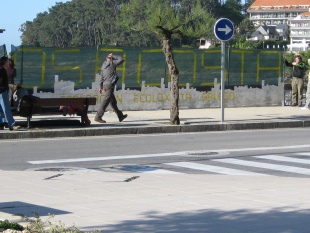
221, 41, 225, 122
214, 18, 234, 122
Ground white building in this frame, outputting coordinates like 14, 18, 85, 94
197, 37, 213, 49
248, 24, 289, 42
288, 10, 310, 51
250, 25, 279, 41
247, 0, 310, 27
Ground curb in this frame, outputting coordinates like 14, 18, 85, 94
0, 120, 309, 140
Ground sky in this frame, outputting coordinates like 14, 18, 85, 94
1, 0, 71, 53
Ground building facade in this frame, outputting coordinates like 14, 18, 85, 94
247, 0, 310, 27
288, 10, 310, 51
247, 0, 310, 51
249, 24, 289, 42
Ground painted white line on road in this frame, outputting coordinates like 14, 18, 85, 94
165, 162, 270, 176
211, 145, 310, 153
255, 155, 310, 165
28, 153, 178, 164
296, 153, 310, 156
213, 158, 310, 175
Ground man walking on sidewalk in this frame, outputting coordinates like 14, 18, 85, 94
94, 53, 127, 123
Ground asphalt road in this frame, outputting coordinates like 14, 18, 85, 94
2, 128, 310, 178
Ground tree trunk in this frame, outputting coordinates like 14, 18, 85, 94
162, 38, 180, 125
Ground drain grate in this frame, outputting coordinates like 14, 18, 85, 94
36, 168, 77, 172
187, 152, 218, 156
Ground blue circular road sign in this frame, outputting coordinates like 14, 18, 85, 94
214, 18, 234, 41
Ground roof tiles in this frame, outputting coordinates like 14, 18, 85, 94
250, 0, 310, 7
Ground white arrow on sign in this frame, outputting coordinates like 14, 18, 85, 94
217, 25, 232, 35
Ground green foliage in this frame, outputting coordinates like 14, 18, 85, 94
21, 0, 134, 47
237, 18, 255, 35
19, 0, 253, 49
0, 214, 101, 233
221, 0, 244, 25
284, 51, 310, 79
230, 37, 290, 50
230, 35, 246, 48
119, 0, 216, 41
230, 35, 262, 49
24, 214, 100, 233
19, 0, 248, 48
0, 219, 24, 231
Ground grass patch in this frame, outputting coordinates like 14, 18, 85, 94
0, 214, 100, 233
0, 219, 24, 231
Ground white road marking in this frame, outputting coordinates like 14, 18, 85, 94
28, 153, 178, 164
296, 153, 310, 156
255, 155, 310, 165
213, 158, 310, 175
165, 162, 270, 176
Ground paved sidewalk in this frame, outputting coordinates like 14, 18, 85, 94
1, 171, 310, 232
0, 106, 310, 140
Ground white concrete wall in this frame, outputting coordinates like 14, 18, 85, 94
33, 75, 285, 111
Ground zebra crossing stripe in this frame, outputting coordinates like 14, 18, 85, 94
213, 158, 310, 175
296, 153, 310, 156
165, 162, 270, 176
254, 155, 310, 165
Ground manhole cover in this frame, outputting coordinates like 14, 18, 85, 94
187, 152, 218, 156
36, 168, 78, 172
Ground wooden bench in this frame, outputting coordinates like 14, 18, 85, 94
17, 97, 97, 128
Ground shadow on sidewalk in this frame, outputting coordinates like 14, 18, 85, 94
88, 208, 310, 232
0, 201, 71, 217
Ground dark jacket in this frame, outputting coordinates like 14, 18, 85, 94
100, 55, 124, 88
0, 67, 9, 93
285, 60, 306, 78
